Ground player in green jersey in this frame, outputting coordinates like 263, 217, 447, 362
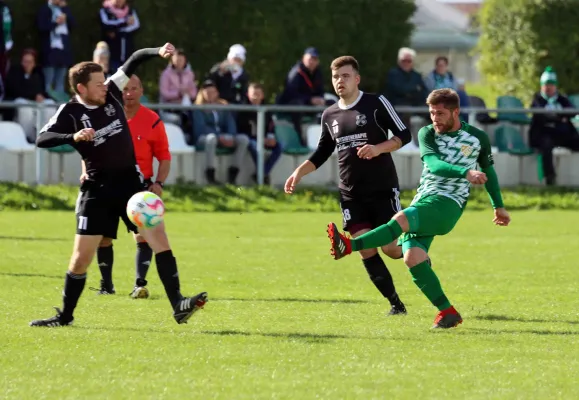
326, 88, 511, 329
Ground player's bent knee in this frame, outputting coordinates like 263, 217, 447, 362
403, 247, 429, 268
381, 243, 402, 259
393, 211, 410, 232
360, 248, 378, 259
138, 223, 170, 253
99, 237, 113, 247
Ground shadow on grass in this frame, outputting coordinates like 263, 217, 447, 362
213, 297, 372, 304
463, 327, 579, 336
0, 272, 63, 280
475, 314, 579, 325
0, 182, 74, 210
0, 235, 68, 242
199, 329, 360, 343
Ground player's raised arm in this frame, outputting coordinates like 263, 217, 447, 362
107, 43, 175, 91
284, 116, 335, 193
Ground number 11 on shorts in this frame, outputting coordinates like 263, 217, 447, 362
78, 216, 88, 230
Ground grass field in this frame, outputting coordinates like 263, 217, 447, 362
1, 210, 578, 399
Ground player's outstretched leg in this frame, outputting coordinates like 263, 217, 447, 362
404, 249, 462, 329
130, 234, 153, 299
30, 235, 102, 327
138, 222, 208, 324
327, 215, 406, 260
91, 238, 116, 295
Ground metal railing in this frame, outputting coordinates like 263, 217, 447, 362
0, 100, 577, 185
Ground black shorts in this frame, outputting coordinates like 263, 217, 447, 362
340, 188, 402, 234
75, 175, 147, 239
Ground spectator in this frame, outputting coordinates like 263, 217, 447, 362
424, 56, 457, 92
384, 47, 428, 144
0, 1, 12, 79
37, 0, 75, 94
237, 82, 283, 185
207, 44, 249, 105
456, 78, 470, 123
99, 0, 140, 72
193, 80, 250, 185
5, 49, 56, 143
529, 66, 579, 186
159, 48, 197, 134
93, 41, 111, 78
276, 47, 325, 144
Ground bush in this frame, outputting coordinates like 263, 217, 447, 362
478, 0, 579, 102
9, 0, 416, 102
1, 183, 579, 212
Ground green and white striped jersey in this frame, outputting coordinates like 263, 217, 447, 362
412, 122, 493, 208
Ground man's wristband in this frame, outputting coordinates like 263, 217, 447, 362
155, 181, 164, 188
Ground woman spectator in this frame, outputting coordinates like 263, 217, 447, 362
193, 80, 249, 185
93, 41, 111, 78
159, 48, 197, 132
99, 0, 140, 72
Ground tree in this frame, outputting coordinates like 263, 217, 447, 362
8, 0, 416, 101
478, 0, 579, 103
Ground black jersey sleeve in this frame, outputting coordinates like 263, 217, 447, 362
106, 47, 161, 91
376, 95, 412, 146
36, 104, 77, 148
308, 113, 336, 169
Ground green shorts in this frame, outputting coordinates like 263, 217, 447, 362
397, 195, 463, 253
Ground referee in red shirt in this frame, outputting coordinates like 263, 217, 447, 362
82, 74, 172, 299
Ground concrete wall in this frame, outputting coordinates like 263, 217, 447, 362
2, 147, 578, 189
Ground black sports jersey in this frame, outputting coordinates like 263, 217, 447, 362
38, 70, 136, 178
309, 91, 411, 199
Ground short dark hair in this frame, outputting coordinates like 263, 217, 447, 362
435, 56, 449, 66
330, 56, 359, 73
248, 82, 263, 91
426, 88, 460, 110
68, 62, 104, 94
201, 79, 216, 89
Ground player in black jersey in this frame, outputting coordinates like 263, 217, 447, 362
30, 43, 208, 327
285, 56, 411, 315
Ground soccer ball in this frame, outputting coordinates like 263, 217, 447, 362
126, 191, 165, 229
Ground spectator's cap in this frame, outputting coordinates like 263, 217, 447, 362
228, 44, 246, 62
201, 79, 217, 89
540, 66, 558, 85
304, 47, 319, 58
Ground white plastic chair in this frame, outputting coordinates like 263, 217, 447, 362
0, 122, 36, 181
164, 122, 195, 179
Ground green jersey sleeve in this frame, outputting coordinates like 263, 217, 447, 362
473, 128, 494, 169
417, 126, 438, 158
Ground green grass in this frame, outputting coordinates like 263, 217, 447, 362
3, 183, 579, 211
1, 211, 578, 399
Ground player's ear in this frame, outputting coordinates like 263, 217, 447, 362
76, 83, 85, 95
355, 73, 361, 85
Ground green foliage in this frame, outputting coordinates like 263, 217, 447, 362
478, 0, 579, 103
1, 183, 579, 212
8, 0, 416, 101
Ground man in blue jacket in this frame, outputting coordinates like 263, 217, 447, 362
277, 47, 326, 144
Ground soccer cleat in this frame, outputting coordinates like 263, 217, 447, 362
89, 280, 116, 295
432, 306, 463, 329
173, 292, 208, 324
326, 222, 352, 260
29, 307, 74, 327
130, 286, 150, 299
388, 304, 407, 316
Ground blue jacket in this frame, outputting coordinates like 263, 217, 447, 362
277, 61, 324, 105
37, 4, 75, 67
193, 109, 237, 144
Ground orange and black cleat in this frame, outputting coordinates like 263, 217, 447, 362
432, 306, 463, 329
326, 222, 352, 260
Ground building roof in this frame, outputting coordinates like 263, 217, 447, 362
410, 0, 479, 50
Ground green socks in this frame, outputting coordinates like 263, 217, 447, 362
351, 220, 403, 251
409, 260, 451, 311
